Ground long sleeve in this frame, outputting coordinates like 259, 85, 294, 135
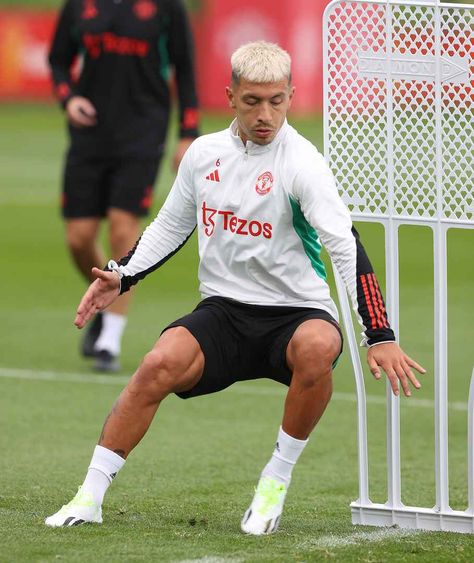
292, 153, 395, 346
111, 142, 198, 293
350, 226, 395, 345
168, 0, 200, 139
48, 0, 79, 108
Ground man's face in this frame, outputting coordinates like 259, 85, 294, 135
226, 78, 295, 145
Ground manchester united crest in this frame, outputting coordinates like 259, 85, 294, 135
133, 0, 157, 20
255, 171, 274, 196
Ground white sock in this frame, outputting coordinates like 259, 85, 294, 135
94, 312, 127, 355
81, 445, 126, 505
261, 426, 309, 487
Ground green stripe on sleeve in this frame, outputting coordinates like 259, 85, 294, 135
289, 196, 327, 281
157, 33, 170, 81
157, 15, 171, 81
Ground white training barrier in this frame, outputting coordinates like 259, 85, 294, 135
323, 0, 473, 533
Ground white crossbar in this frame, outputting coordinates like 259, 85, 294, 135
324, 0, 474, 533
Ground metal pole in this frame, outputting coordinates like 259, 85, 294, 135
334, 271, 371, 505
384, 0, 402, 510
433, 1, 450, 513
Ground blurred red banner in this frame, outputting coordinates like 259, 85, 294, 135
194, 0, 327, 111
0, 2, 329, 111
0, 10, 57, 99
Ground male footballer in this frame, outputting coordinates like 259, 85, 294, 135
48, 0, 199, 372
46, 41, 425, 535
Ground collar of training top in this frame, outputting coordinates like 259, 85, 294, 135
228, 119, 289, 155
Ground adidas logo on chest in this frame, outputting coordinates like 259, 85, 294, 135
205, 158, 222, 183
205, 169, 220, 182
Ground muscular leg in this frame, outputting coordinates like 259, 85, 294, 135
45, 326, 204, 527
65, 218, 104, 283
242, 319, 341, 535
283, 319, 342, 439
99, 327, 204, 457
106, 208, 141, 316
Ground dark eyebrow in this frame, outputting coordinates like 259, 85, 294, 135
242, 94, 260, 102
242, 92, 286, 102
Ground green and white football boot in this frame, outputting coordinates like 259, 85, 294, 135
45, 487, 102, 527
241, 476, 287, 535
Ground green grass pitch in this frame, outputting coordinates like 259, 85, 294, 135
0, 103, 473, 561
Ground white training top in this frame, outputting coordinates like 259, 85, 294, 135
114, 120, 394, 346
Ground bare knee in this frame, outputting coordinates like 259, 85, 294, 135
134, 345, 200, 398
293, 367, 333, 395
289, 328, 341, 389
136, 350, 177, 395
293, 350, 334, 389
298, 333, 339, 366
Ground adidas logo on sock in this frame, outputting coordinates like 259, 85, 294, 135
205, 169, 220, 182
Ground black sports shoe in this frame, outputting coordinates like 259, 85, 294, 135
81, 312, 103, 358
94, 350, 120, 373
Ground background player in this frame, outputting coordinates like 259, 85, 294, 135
45, 41, 425, 534
48, 0, 200, 371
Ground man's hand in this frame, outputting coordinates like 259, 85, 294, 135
75, 268, 120, 329
367, 342, 426, 397
172, 138, 194, 171
66, 96, 97, 128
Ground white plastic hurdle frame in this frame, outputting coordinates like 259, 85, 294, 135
323, 0, 474, 532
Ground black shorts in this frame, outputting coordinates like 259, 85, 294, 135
62, 152, 162, 218
163, 296, 343, 400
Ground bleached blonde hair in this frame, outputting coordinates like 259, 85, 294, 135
231, 41, 292, 84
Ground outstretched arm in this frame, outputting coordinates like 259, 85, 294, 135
75, 138, 198, 328
111, 140, 197, 293
75, 268, 120, 329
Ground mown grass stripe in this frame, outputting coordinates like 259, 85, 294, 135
297, 527, 422, 550
0, 366, 468, 412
